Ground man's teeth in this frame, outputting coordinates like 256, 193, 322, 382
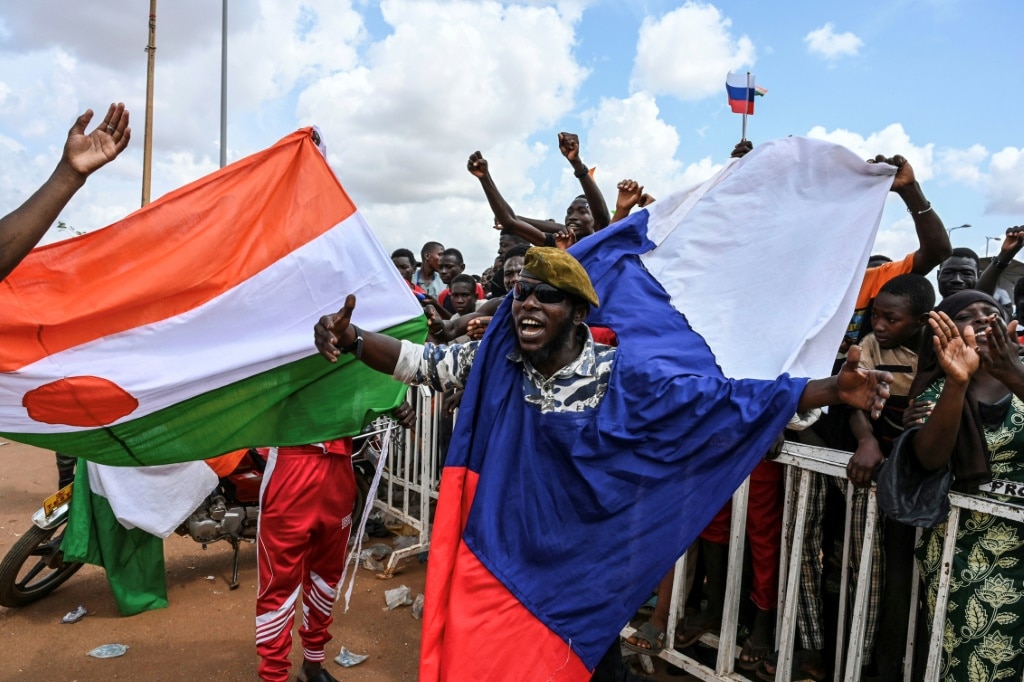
520, 319, 543, 336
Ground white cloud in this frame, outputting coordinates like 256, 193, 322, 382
986, 146, 1024, 214
580, 93, 721, 205
298, 0, 587, 212
937, 144, 989, 186
804, 23, 863, 61
806, 123, 935, 181
630, 2, 755, 100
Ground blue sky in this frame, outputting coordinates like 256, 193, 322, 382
0, 0, 1021, 274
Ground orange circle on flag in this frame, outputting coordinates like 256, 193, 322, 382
23, 376, 139, 427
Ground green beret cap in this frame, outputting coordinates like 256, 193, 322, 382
522, 247, 599, 308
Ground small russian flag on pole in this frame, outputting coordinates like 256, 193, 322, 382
726, 71, 766, 115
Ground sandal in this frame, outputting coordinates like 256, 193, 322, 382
622, 621, 666, 655
756, 650, 826, 682
675, 614, 720, 649
737, 637, 771, 672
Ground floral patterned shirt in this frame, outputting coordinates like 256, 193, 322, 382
391, 328, 616, 413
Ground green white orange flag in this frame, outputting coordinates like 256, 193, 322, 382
0, 127, 426, 465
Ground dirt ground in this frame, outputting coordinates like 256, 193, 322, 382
0, 440, 701, 682
0, 440, 426, 682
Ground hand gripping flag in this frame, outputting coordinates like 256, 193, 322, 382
0, 128, 426, 466
420, 137, 896, 680
726, 71, 766, 114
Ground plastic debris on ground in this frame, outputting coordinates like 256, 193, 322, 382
334, 647, 369, 667
384, 584, 413, 610
411, 593, 424, 619
87, 644, 128, 659
61, 605, 88, 624
391, 535, 418, 551
360, 543, 393, 571
360, 544, 392, 561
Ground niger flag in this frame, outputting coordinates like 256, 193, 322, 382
0, 128, 425, 465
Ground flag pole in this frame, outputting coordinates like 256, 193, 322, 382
741, 71, 750, 142
141, 0, 157, 207
219, 0, 228, 169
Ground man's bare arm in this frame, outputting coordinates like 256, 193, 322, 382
0, 104, 131, 282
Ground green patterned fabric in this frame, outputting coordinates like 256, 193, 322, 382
916, 378, 1024, 681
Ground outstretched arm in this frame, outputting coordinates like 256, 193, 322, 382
468, 151, 554, 247
315, 295, 403, 374
870, 154, 951, 275
0, 103, 131, 282
978, 226, 1024, 294
559, 132, 611, 230
798, 345, 893, 418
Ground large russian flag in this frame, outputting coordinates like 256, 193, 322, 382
0, 128, 425, 465
420, 137, 896, 679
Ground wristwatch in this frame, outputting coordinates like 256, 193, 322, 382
340, 325, 364, 360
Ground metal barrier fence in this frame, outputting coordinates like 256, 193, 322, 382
621, 441, 1024, 681
365, 385, 445, 577
364, 397, 1024, 680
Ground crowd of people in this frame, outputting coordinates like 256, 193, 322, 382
376, 137, 1024, 681
4, 105, 1024, 682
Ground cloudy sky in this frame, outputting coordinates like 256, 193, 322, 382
1, 0, 1021, 274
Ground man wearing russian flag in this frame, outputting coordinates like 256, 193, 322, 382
315, 244, 893, 680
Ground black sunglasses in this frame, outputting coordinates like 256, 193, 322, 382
513, 280, 567, 304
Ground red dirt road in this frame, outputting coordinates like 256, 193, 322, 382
0, 441, 426, 681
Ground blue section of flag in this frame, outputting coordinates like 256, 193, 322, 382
444, 210, 808, 669
726, 83, 756, 103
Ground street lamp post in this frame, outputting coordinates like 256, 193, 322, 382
946, 223, 971, 238
986, 237, 1004, 258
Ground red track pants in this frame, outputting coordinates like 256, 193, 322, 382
699, 460, 783, 610
255, 443, 355, 682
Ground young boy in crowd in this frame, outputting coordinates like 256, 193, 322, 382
437, 248, 484, 314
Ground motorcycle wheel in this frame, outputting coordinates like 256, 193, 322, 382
0, 520, 83, 607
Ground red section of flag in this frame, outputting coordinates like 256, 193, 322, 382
420, 467, 591, 681
23, 376, 138, 426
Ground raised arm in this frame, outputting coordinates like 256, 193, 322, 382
871, 154, 951, 275
0, 103, 131, 282
610, 179, 645, 225
468, 151, 552, 247
910, 311, 979, 470
978, 226, 1024, 294
558, 132, 611, 230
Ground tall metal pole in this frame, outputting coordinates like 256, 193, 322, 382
220, 0, 227, 168
141, 0, 157, 206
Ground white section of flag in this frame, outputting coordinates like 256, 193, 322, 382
88, 460, 219, 537
641, 136, 897, 380
0, 213, 423, 434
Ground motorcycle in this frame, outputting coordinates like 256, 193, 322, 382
0, 417, 395, 606
0, 449, 266, 607
0, 428, 388, 609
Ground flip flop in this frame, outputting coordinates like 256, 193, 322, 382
622, 621, 666, 656
756, 650, 826, 682
675, 616, 720, 649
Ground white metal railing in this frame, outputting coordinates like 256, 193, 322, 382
621, 440, 1024, 681
367, 386, 444, 576
361, 401, 1024, 679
